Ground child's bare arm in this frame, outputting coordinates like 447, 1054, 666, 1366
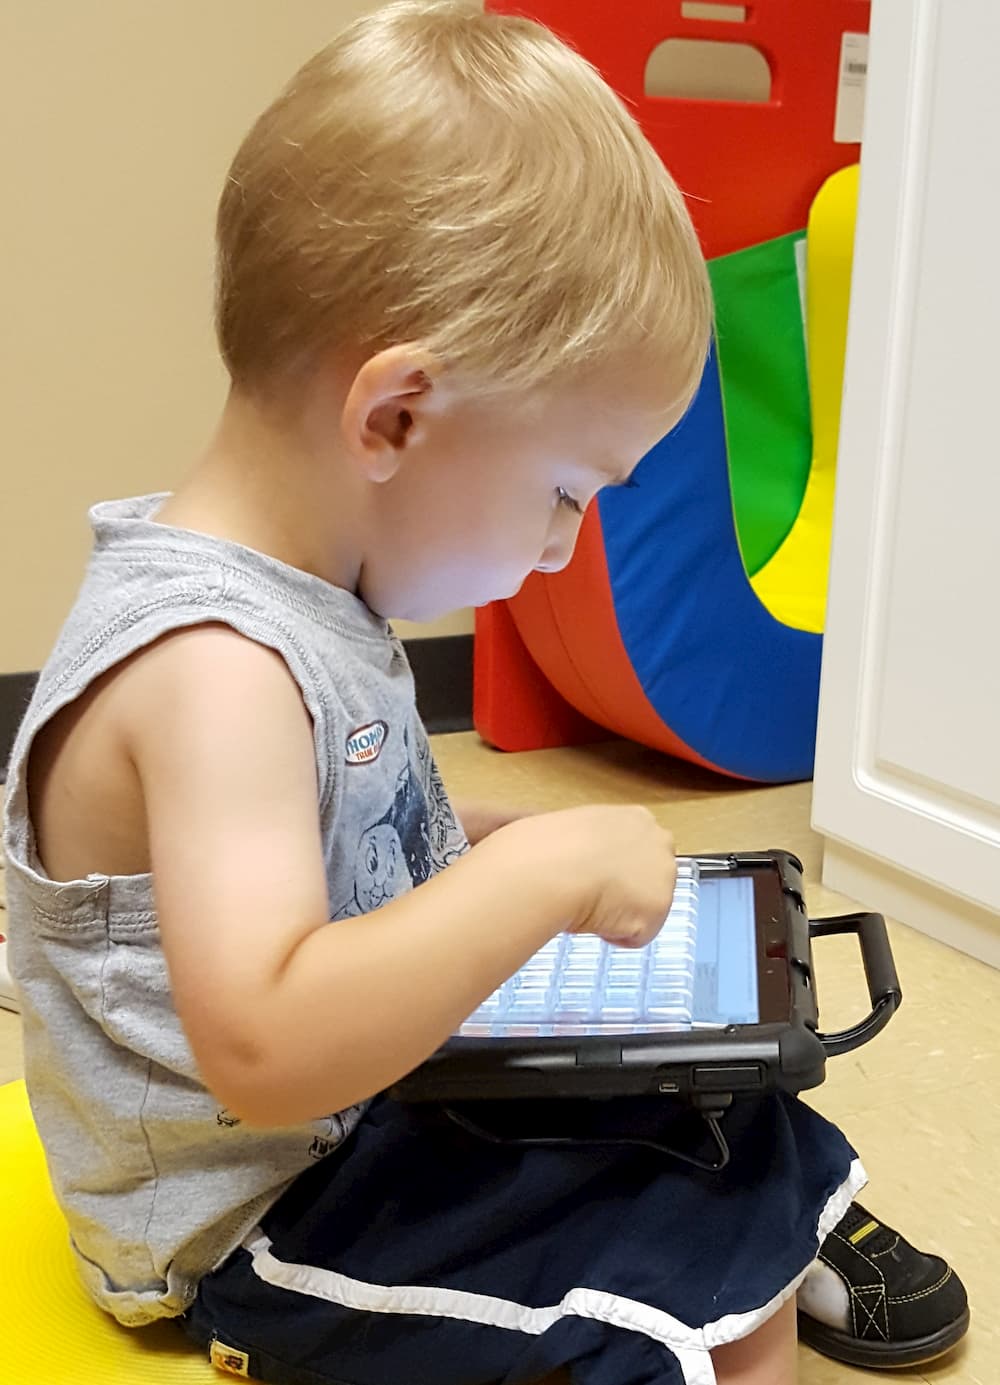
124, 626, 675, 1127
453, 799, 536, 844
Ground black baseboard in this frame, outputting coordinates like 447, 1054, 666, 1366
406, 633, 474, 735
0, 635, 473, 783
0, 671, 39, 784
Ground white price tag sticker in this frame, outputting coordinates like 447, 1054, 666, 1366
834, 32, 869, 145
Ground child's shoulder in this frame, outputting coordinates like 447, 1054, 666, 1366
27, 623, 309, 884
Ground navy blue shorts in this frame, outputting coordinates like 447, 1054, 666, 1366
181, 1094, 863, 1385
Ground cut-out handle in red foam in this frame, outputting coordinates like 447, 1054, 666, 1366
487, 0, 869, 257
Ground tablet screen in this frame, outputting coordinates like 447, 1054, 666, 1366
458, 860, 779, 1037
692, 876, 759, 1026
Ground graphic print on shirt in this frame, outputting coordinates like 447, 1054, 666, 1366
413, 723, 468, 872
335, 727, 435, 917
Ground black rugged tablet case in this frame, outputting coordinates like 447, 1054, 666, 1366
390, 851, 901, 1114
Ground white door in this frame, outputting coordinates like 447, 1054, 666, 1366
812, 0, 1000, 966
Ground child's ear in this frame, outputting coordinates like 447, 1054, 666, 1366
341, 344, 441, 482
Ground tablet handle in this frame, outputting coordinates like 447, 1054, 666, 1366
810, 912, 902, 1057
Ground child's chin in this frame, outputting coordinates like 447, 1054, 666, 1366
401, 578, 524, 619
479, 580, 525, 606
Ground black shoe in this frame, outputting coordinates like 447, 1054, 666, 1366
798, 1201, 970, 1370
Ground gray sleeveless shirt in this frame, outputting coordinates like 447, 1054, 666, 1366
2, 494, 468, 1326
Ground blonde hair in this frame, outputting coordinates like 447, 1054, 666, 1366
216, 0, 711, 401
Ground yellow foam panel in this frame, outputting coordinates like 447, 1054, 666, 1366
750, 164, 860, 633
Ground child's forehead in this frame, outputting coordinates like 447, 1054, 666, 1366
438, 385, 672, 489
522, 354, 690, 437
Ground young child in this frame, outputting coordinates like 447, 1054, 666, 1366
2, 4, 965, 1383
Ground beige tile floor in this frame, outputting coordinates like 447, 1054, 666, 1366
1, 732, 996, 1383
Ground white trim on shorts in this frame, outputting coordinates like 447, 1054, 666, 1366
242, 1157, 867, 1385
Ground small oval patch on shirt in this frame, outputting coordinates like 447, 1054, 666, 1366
346, 720, 389, 765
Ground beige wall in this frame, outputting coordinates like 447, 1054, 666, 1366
0, 1, 476, 675
1, 3, 762, 674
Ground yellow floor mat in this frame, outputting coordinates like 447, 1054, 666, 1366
0, 1079, 217, 1384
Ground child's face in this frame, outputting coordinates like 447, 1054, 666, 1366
363, 355, 686, 621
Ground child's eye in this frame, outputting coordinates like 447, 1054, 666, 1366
556, 487, 583, 514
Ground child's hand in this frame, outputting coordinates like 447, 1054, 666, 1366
494, 804, 676, 948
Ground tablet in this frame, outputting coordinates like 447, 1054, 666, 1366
453, 858, 784, 1037
390, 850, 901, 1109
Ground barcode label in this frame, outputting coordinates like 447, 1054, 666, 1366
835, 32, 869, 144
